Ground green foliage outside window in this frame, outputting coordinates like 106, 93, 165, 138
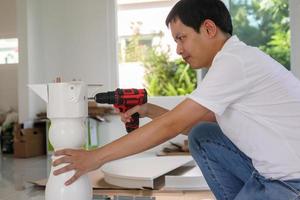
124, 33, 148, 62
143, 47, 197, 96
123, 29, 197, 97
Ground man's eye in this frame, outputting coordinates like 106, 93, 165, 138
178, 36, 185, 41
175, 35, 185, 43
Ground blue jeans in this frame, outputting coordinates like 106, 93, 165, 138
188, 122, 300, 200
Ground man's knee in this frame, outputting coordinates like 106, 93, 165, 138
188, 122, 219, 141
188, 122, 223, 152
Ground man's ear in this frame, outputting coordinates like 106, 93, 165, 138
202, 19, 217, 38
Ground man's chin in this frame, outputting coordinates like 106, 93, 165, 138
189, 64, 204, 69
186, 61, 209, 69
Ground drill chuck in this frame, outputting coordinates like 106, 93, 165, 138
94, 91, 117, 104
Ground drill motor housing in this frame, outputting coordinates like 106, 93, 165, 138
94, 88, 147, 132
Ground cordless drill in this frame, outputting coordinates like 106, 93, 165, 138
93, 88, 147, 133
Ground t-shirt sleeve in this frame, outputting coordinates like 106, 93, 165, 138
189, 53, 249, 115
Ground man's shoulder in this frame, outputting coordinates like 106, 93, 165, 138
220, 37, 254, 56
216, 37, 270, 67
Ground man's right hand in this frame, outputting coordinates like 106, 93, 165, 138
117, 103, 169, 123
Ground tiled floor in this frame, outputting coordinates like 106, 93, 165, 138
0, 153, 49, 200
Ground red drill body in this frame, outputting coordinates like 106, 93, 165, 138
94, 88, 147, 132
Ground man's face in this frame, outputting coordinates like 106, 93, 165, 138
169, 18, 215, 69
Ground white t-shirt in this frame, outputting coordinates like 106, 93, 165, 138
189, 35, 300, 180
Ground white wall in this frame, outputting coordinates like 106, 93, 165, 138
0, 0, 17, 38
290, 0, 300, 79
16, 0, 118, 122
0, 64, 18, 111
0, 0, 18, 111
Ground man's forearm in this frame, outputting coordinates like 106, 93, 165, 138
145, 104, 215, 135
146, 103, 169, 119
181, 111, 216, 135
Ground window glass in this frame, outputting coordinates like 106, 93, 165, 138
117, 1, 197, 96
0, 38, 18, 64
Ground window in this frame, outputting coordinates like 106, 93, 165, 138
117, 0, 197, 96
0, 38, 18, 64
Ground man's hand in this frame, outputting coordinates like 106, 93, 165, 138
117, 103, 169, 123
53, 149, 101, 186
118, 103, 149, 123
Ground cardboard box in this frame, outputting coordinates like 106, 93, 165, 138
13, 128, 46, 158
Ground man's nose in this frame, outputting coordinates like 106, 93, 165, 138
176, 44, 183, 55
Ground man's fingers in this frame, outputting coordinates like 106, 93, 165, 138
114, 108, 120, 113
126, 105, 140, 116
53, 164, 74, 176
124, 106, 141, 120
65, 171, 81, 186
120, 113, 132, 123
119, 105, 143, 123
53, 156, 72, 167
54, 149, 73, 156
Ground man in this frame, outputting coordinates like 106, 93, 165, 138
53, 0, 300, 199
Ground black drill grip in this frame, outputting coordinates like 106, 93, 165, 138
125, 112, 140, 133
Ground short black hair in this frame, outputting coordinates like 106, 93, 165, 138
165, 0, 233, 35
